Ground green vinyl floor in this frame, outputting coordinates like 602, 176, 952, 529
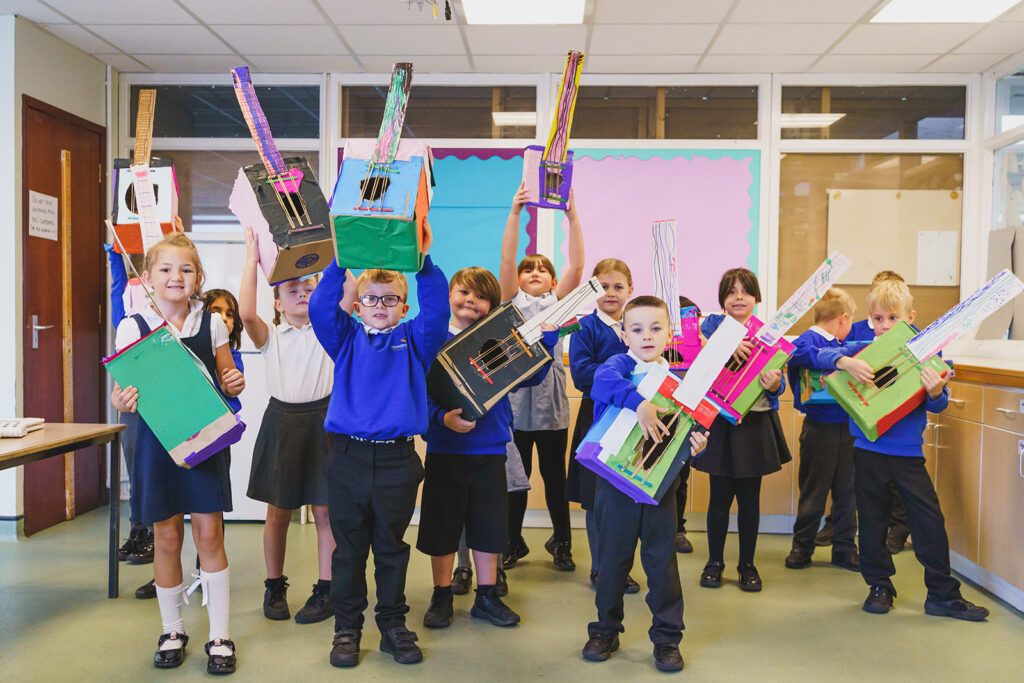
2, 504, 1022, 682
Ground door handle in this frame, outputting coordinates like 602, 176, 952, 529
31, 315, 54, 349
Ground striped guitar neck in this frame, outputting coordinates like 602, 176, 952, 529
130, 89, 164, 252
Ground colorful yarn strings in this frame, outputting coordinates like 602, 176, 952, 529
542, 50, 583, 166
372, 63, 414, 165
652, 220, 681, 336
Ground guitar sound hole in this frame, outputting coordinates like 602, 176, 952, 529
543, 171, 563, 192
478, 338, 508, 374
360, 176, 391, 201
725, 355, 746, 373
276, 191, 305, 219
125, 183, 159, 214
873, 365, 898, 389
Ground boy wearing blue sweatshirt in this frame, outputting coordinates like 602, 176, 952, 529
417, 267, 558, 630
818, 281, 988, 621
309, 229, 449, 667
785, 289, 860, 571
582, 296, 707, 673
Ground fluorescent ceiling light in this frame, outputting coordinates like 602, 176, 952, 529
493, 111, 538, 126
779, 113, 846, 128
871, 0, 1019, 23
462, 0, 585, 24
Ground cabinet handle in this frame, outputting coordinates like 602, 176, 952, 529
995, 408, 1018, 417
948, 398, 965, 406
1019, 440, 1024, 479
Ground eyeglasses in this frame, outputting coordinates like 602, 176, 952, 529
358, 294, 404, 307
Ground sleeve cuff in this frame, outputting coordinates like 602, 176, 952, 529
624, 392, 645, 412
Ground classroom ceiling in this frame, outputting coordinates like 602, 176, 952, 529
2, 0, 1023, 75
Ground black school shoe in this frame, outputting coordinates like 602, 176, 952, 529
495, 568, 509, 597
379, 626, 422, 664
924, 597, 989, 621
674, 531, 694, 554
544, 534, 576, 571
127, 528, 155, 564
451, 566, 472, 595
886, 525, 910, 554
330, 630, 361, 668
653, 643, 684, 672
785, 547, 813, 569
295, 582, 333, 624
470, 585, 520, 626
582, 633, 619, 662
153, 632, 188, 669
135, 579, 156, 599
263, 576, 290, 620
831, 548, 861, 571
205, 639, 236, 675
737, 563, 763, 592
422, 586, 454, 629
501, 538, 530, 570
699, 561, 724, 588
118, 524, 146, 561
625, 575, 641, 594
863, 585, 895, 614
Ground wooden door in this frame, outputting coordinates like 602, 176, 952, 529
21, 96, 106, 535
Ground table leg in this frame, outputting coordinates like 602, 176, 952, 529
108, 432, 120, 599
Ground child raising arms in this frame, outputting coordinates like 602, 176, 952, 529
498, 183, 585, 571
111, 233, 244, 674
239, 227, 354, 626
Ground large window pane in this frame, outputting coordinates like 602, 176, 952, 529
130, 85, 320, 138
572, 86, 758, 139
995, 70, 1024, 134
341, 85, 536, 139
153, 149, 321, 233
979, 141, 1024, 339
781, 86, 965, 140
779, 153, 963, 333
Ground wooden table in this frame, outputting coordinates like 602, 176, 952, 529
0, 423, 125, 598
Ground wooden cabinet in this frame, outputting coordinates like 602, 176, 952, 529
945, 381, 983, 423
982, 386, 1024, 433
932, 414, 982, 563
978, 425, 1024, 590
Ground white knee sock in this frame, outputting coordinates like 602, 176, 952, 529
155, 583, 186, 651
202, 567, 232, 656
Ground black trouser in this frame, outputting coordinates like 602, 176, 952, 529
792, 419, 856, 552
675, 462, 690, 533
888, 482, 909, 533
589, 478, 684, 645
853, 448, 961, 601
508, 428, 571, 546
707, 475, 762, 566
326, 435, 424, 633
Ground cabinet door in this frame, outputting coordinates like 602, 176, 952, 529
933, 416, 982, 563
945, 381, 983, 423
979, 426, 1024, 590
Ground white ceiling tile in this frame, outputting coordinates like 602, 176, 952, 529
249, 54, 361, 72
832, 24, 979, 55
465, 25, 587, 55
177, 0, 325, 24
594, 0, 733, 24
712, 23, 850, 54
43, 0, 194, 24
214, 25, 344, 55
131, 54, 245, 73
584, 54, 701, 73
730, 0, 879, 23
473, 55, 571, 72
320, 0, 451, 24
589, 24, 718, 56
88, 24, 232, 54
1001, 4, 1024, 20
360, 55, 472, 72
699, 54, 816, 73
0, 0, 69, 23
811, 54, 940, 72
953, 22, 1024, 54
93, 53, 151, 72
343, 24, 466, 55
41, 24, 116, 53
922, 53, 1008, 72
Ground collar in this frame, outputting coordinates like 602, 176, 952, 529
595, 308, 621, 329
867, 317, 875, 330
448, 323, 463, 335
146, 298, 202, 321
809, 325, 836, 342
279, 321, 312, 334
361, 321, 397, 336
627, 349, 670, 373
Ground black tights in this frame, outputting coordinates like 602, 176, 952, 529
706, 475, 762, 566
508, 429, 571, 547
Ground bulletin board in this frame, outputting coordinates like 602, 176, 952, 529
826, 188, 962, 287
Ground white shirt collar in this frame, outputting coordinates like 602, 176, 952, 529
448, 323, 464, 335
279, 321, 312, 334
361, 321, 397, 336
627, 349, 670, 373
809, 325, 836, 342
595, 309, 621, 329
867, 317, 875, 329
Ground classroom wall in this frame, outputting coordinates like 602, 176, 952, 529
0, 15, 108, 521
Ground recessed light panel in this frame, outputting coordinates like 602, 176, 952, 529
871, 0, 1020, 23
462, 0, 585, 24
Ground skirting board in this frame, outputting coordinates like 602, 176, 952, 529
950, 550, 1024, 615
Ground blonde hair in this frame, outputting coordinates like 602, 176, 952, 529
592, 258, 632, 286
813, 287, 856, 323
871, 270, 905, 286
355, 268, 408, 299
450, 267, 501, 310
143, 232, 205, 298
866, 280, 913, 316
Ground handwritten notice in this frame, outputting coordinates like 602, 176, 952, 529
29, 190, 58, 241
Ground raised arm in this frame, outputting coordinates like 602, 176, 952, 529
104, 244, 128, 326
409, 254, 450, 366
555, 189, 584, 299
239, 225, 269, 349
499, 183, 530, 301
309, 258, 355, 359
